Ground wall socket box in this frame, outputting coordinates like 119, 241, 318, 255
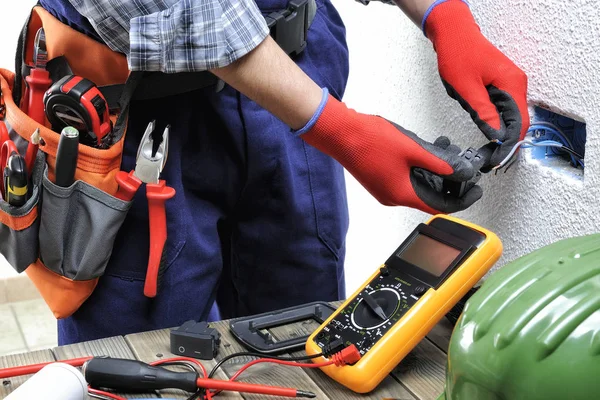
527, 106, 586, 179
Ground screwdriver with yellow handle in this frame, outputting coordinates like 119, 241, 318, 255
4, 152, 29, 207
1, 138, 29, 207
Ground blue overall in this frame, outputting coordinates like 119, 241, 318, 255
43, 0, 351, 344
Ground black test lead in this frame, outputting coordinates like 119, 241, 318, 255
55, 126, 79, 187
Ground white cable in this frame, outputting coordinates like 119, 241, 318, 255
493, 140, 568, 170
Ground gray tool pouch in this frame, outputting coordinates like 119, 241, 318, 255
38, 168, 132, 281
0, 152, 45, 272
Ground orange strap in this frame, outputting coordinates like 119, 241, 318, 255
24, 6, 129, 88
0, 206, 37, 231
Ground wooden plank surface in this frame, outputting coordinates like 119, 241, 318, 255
391, 339, 447, 400
0, 349, 56, 398
426, 318, 454, 353
0, 300, 452, 400
268, 316, 417, 400
125, 327, 241, 399
210, 320, 332, 400
53, 335, 160, 399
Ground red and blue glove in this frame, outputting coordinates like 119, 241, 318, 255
297, 89, 482, 214
423, 0, 529, 166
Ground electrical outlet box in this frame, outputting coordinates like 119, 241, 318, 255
527, 106, 586, 180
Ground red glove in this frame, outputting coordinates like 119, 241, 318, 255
298, 90, 482, 214
423, 0, 529, 166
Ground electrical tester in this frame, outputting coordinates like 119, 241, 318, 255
305, 214, 502, 393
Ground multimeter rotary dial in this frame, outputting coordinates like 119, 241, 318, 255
351, 288, 403, 330
314, 275, 417, 354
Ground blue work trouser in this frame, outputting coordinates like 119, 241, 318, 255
58, 0, 350, 344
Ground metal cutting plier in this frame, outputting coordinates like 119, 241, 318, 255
115, 121, 176, 298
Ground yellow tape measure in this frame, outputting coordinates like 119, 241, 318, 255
305, 214, 502, 393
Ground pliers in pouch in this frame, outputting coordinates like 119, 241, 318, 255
115, 121, 176, 298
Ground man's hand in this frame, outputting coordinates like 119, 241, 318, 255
212, 36, 482, 214
421, 0, 529, 166
297, 90, 483, 214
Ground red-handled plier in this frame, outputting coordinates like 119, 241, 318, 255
115, 121, 175, 298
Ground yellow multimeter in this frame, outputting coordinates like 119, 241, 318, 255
305, 214, 502, 393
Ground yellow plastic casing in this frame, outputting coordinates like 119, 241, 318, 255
305, 214, 503, 393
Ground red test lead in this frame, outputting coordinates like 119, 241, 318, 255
0, 356, 92, 379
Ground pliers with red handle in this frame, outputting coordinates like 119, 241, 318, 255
115, 121, 175, 298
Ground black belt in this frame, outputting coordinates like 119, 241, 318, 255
126, 0, 318, 103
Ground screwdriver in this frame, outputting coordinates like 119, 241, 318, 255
4, 152, 29, 207
82, 358, 316, 398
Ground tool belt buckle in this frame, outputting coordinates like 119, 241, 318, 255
266, 0, 309, 58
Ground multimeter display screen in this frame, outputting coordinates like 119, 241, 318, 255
398, 234, 461, 277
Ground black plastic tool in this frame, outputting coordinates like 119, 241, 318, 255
443, 142, 498, 198
229, 301, 337, 354
83, 358, 198, 392
4, 153, 29, 207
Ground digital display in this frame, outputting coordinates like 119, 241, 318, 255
397, 234, 461, 277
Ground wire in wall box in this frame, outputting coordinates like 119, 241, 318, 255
170, 321, 221, 360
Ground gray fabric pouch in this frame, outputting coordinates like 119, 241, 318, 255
0, 152, 45, 273
38, 167, 132, 281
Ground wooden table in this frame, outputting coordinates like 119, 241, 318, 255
0, 302, 454, 399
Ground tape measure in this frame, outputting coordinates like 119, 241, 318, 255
305, 214, 502, 393
44, 75, 112, 148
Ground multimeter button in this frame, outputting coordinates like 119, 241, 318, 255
413, 286, 426, 296
380, 267, 390, 276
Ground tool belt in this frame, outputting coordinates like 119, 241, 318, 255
0, 1, 316, 319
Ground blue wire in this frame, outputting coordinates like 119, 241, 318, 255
527, 125, 582, 167
528, 124, 574, 148
528, 125, 575, 163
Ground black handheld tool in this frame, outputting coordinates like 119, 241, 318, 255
443, 143, 497, 198
4, 153, 29, 207
83, 358, 198, 392
55, 126, 79, 187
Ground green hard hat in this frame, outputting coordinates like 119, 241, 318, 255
440, 234, 600, 400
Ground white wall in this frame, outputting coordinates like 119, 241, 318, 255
334, 0, 600, 293
1, 0, 599, 297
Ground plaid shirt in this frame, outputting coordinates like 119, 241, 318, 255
67, 0, 393, 74
68, 0, 270, 72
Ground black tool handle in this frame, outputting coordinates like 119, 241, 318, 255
83, 358, 198, 392
443, 142, 498, 198
55, 126, 79, 187
469, 142, 497, 172
4, 154, 29, 207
